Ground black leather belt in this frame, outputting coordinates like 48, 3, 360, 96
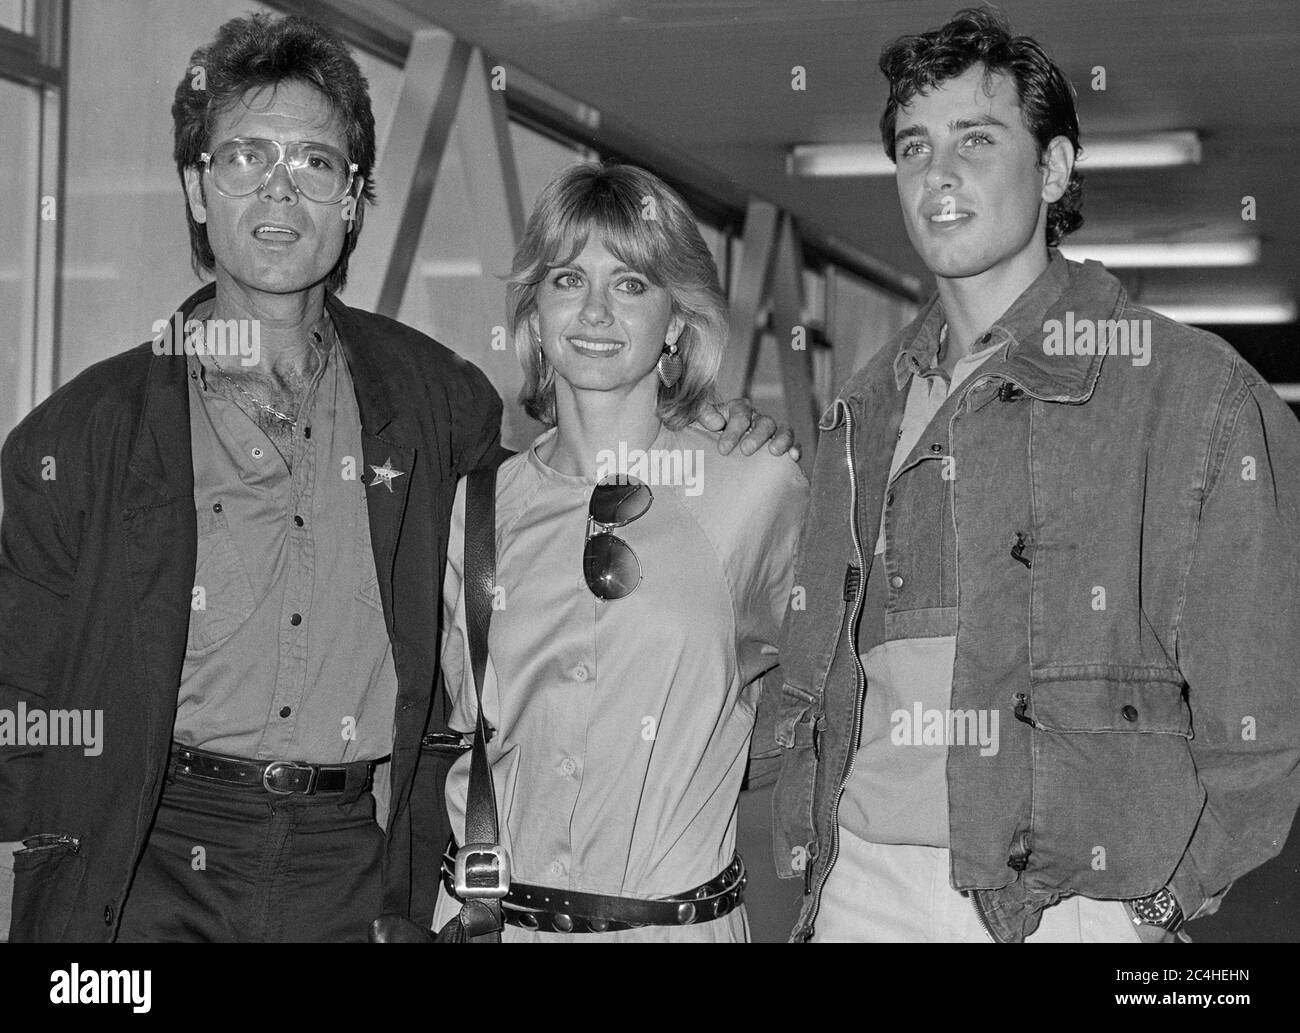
170, 742, 377, 796
441, 852, 746, 934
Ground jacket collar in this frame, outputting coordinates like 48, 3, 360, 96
888, 250, 1124, 404
124, 283, 213, 506
327, 293, 399, 437
125, 285, 418, 507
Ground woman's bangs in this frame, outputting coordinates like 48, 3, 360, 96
539, 193, 669, 284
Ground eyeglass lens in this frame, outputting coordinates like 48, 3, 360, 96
207, 139, 353, 203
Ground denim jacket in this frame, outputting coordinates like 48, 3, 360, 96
768, 253, 1300, 942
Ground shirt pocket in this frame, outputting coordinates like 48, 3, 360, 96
186, 506, 256, 657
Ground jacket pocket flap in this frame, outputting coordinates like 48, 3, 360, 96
775, 682, 817, 749
1026, 672, 1191, 736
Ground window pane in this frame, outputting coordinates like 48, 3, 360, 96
397, 123, 582, 449
356, 50, 401, 158
828, 266, 918, 380
0, 78, 39, 450
511, 122, 583, 210
0, 0, 25, 33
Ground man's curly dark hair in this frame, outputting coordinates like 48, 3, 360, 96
172, 13, 377, 292
879, 6, 1084, 247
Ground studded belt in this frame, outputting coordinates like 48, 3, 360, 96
441, 852, 746, 934
170, 741, 377, 796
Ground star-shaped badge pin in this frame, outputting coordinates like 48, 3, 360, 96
368, 457, 406, 493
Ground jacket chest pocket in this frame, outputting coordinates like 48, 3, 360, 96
186, 507, 256, 657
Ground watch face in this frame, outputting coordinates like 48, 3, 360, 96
1134, 889, 1180, 928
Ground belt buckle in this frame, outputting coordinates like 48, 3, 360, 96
262, 760, 316, 795
454, 843, 511, 899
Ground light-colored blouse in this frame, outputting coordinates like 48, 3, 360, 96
433, 422, 807, 941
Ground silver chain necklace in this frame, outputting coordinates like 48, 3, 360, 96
206, 353, 299, 424
198, 318, 330, 425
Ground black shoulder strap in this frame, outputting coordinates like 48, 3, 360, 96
457, 466, 503, 941
463, 466, 498, 847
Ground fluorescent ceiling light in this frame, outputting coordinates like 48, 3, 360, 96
789, 131, 1201, 177
1057, 239, 1260, 267
1077, 132, 1201, 169
1142, 301, 1296, 325
789, 143, 896, 177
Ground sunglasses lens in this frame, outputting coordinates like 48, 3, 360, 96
584, 532, 641, 600
589, 478, 653, 526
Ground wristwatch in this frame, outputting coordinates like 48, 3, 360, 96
1125, 887, 1185, 932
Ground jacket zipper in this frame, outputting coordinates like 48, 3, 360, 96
801, 399, 870, 940
19, 833, 81, 854
968, 889, 997, 942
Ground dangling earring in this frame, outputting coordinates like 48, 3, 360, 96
534, 332, 554, 390
657, 340, 683, 389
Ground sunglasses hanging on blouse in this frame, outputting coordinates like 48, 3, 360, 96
583, 477, 653, 600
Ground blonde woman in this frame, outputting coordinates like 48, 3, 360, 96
432, 163, 807, 941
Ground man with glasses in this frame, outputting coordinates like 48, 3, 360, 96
0, 12, 785, 942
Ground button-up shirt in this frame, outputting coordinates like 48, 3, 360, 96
838, 256, 1070, 846
175, 301, 399, 763
436, 424, 806, 940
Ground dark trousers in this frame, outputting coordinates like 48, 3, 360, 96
116, 766, 384, 943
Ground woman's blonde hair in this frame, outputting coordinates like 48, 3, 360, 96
506, 162, 728, 429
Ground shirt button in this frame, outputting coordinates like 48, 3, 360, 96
886, 490, 895, 506
279, 706, 291, 718
929, 443, 943, 454
889, 574, 904, 589
549, 860, 564, 877
251, 447, 264, 460
1121, 705, 1139, 722
293, 515, 304, 527
560, 758, 577, 776
571, 665, 589, 682
290, 613, 302, 626
212, 502, 223, 513
103, 904, 115, 926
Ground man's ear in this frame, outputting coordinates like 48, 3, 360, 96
341, 181, 365, 238
183, 166, 208, 224
349, 194, 365, 239
1041, 135, 1075, 205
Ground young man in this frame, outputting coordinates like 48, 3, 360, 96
769, 7, 1300, 942
0, 13, 784, 943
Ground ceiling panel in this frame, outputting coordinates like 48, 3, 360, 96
397, 0, 1299, 314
